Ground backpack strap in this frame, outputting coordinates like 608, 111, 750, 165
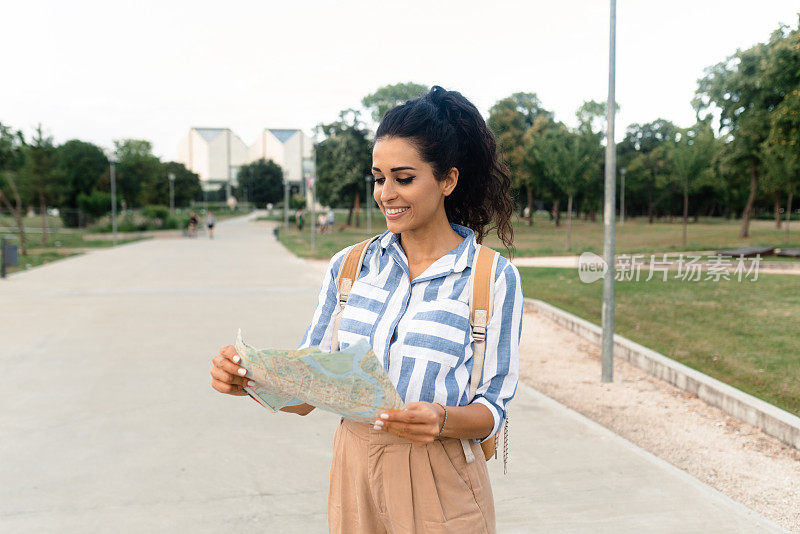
330, 235, 380, 352
460, 245, 500, 464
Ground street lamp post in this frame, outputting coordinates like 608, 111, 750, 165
168, 172, 176, 216
365, 175, 373, 234
601, 0, 617, 383
619, 167, 626, 225
110, 158, 118, 246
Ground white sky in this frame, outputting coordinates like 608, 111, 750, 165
3, 1, 798, 160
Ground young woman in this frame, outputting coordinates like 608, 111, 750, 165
211, 86, 522, 533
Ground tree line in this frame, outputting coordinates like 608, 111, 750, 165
313, 18, 800, 247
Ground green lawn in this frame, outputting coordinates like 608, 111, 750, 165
273, 213, 799, 415
275, 213, 800, 260
519, 267, 800, 416
1, 216, 143, 274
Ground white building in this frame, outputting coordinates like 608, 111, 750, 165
176, 128, 249, 193
177, 127, 315, 198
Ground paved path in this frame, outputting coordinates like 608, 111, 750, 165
0, 213, 787, 533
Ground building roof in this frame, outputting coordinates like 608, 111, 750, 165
268, 129, 299, 143
194, 128, 227, 143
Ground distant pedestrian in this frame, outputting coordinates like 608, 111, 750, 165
188, 211, 199, 238
296, 209, 305, 231
327, 209, 335, 232
206, 212, 216, 239
317, 213, 327, 233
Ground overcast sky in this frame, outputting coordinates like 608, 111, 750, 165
3, 1, 798, 160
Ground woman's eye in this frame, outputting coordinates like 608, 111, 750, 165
374, 177, 385, 184
396, 177, 414, 184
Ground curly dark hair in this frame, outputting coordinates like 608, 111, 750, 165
374, 85, 515, 254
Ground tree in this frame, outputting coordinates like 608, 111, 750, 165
235, 159, 283, 207
694, 25, 795, 237
667, 122, 717, 245
619, 120, 678, 223
55, 139, 108, 226
574, 100, 608, 222
314, 110, 373, 226
24, 124, 58, 245
488, 93, 553, 224
534, 123, 595, 251
113, 139, 161, 208
362, 82, 429, 123
0, 122, 28, 254
141, 161, 202, 208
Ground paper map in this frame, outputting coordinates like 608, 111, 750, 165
234, 329, 404, 422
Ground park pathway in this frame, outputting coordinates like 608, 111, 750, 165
0, 213, 787, 533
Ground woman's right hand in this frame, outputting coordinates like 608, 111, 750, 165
210, 345, 253, 396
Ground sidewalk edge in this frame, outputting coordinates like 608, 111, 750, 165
515, 382, 791, 533
523, 297, 800, 450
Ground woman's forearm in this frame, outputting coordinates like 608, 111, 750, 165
434, 402, 495, 441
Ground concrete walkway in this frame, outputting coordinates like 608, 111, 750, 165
0, 213, 787, 533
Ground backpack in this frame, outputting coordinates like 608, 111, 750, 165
330, 235, 509, 472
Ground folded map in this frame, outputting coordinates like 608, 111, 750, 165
234, 329, 404, 422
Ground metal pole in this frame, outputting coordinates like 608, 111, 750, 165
110, 161, 118, 246
1, 237, 6, 278
601, 0, 617, 383
366, 175, 373, 234
310, 177, 316, 250
168, 173, 175, 215
283, 181, 290, 230
620, 168, 626, 226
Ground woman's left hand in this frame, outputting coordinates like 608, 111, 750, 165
374, 402, 445, 446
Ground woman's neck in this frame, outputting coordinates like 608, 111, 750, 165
398, 215, 464, 264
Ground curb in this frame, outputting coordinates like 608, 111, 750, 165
523, 297, 800, 450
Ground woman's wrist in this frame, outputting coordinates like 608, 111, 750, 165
433, 402, 447, 436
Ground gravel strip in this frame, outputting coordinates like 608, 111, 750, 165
519, 310, 800, 532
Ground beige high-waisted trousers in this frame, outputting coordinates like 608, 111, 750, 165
328, 418, 496, 534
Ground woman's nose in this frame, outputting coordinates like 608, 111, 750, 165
379, 181, 397, 202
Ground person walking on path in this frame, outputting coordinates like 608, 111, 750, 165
210, 86, 522, 533
188, 211, 199, 238
205, 211, 216, 239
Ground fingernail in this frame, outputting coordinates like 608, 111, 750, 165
380, 413, 389, 420
373, 424, 382, 431
237, 368, 246, 376
247, 380, 255, 387
233, 356, 240, 363
374, 420, 384, 427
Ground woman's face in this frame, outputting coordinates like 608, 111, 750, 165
371, 137, 457, 235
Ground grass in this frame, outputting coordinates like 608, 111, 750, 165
272, 212, 800, 415
275, 212, 800, 261
1, 216, 144, 275
519, 266, 800, 416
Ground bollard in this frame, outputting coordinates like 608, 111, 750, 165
1, 238, 19, 278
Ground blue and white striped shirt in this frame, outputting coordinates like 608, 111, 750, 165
299, 223, 522, 440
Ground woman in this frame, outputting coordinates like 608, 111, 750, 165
210, 86, 522, 533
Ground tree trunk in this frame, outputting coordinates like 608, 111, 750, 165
526, 188, 534, 226
565, 194, 573, 252
590, 209, 596, 222
774, 196, 782, 229
682, 178, 688, 247
786, 191, 793, 244
552, 199, 561, 227
1, 174, 27, 255
739, 161, 758, 238
40, 192, 48, 246
353, 189, 360, 227
647, 178, 655, 224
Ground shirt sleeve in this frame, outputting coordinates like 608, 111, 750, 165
471, 257, 523, 442
297, 246, 353, 352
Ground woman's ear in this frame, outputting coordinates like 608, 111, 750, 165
442, 167, 459, 197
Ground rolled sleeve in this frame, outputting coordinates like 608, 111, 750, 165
472, 259, 522, 442
297, 246, 352, 351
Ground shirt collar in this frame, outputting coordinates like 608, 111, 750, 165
378, 223, 478, 278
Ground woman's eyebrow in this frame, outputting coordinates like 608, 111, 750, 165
372, 166, 417, 172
